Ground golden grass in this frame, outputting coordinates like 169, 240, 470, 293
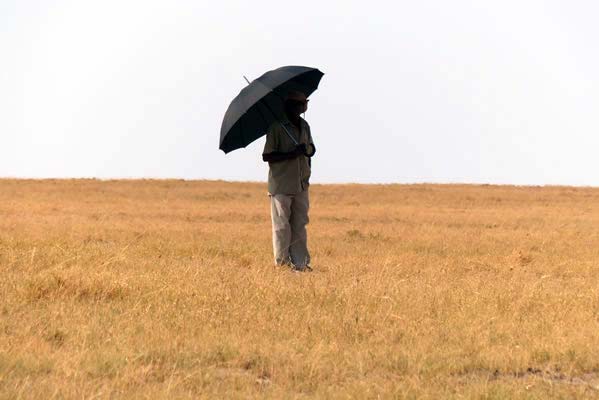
1, 178, 599, 398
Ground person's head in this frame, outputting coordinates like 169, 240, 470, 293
284, 90, 308, 118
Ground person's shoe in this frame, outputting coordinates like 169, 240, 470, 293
278, 262, 303, 273
291, 264, 312, 272
275, 258, 293, 268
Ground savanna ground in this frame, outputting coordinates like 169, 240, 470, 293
1, 179, 599, 399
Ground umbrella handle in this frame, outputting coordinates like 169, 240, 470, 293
243, 75, 299, 146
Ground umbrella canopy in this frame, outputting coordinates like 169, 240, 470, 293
219, 65, 324, 154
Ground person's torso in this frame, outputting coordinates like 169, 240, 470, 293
268, 119, 312, 195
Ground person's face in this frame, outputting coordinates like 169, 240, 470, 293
284, 99, 307, 117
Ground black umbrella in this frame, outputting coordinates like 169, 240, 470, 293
219, 65, 324, 154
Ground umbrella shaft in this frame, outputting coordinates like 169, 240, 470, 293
279, 122, 299, 146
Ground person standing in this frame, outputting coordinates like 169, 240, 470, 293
262, 90, 316, 271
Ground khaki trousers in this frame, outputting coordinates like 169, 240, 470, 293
269, 189, 310, 267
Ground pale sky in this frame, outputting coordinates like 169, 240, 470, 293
2, 0, 598, 185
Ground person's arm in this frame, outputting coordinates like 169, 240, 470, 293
262, 127, 280, 162
305, 127, 316, 157
263, 144, 306, 163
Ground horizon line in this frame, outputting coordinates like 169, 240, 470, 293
0, 176, 597, 189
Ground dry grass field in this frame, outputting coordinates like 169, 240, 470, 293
1, 179, 599, 399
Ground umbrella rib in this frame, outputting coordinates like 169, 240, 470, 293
238, 96, 271, 149
253, 95, 273, 141
240, 108, 247, 148
242, 79, 272, 146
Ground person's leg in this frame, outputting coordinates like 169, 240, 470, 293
270, 194, 293, 266
289, 189, 310, 268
